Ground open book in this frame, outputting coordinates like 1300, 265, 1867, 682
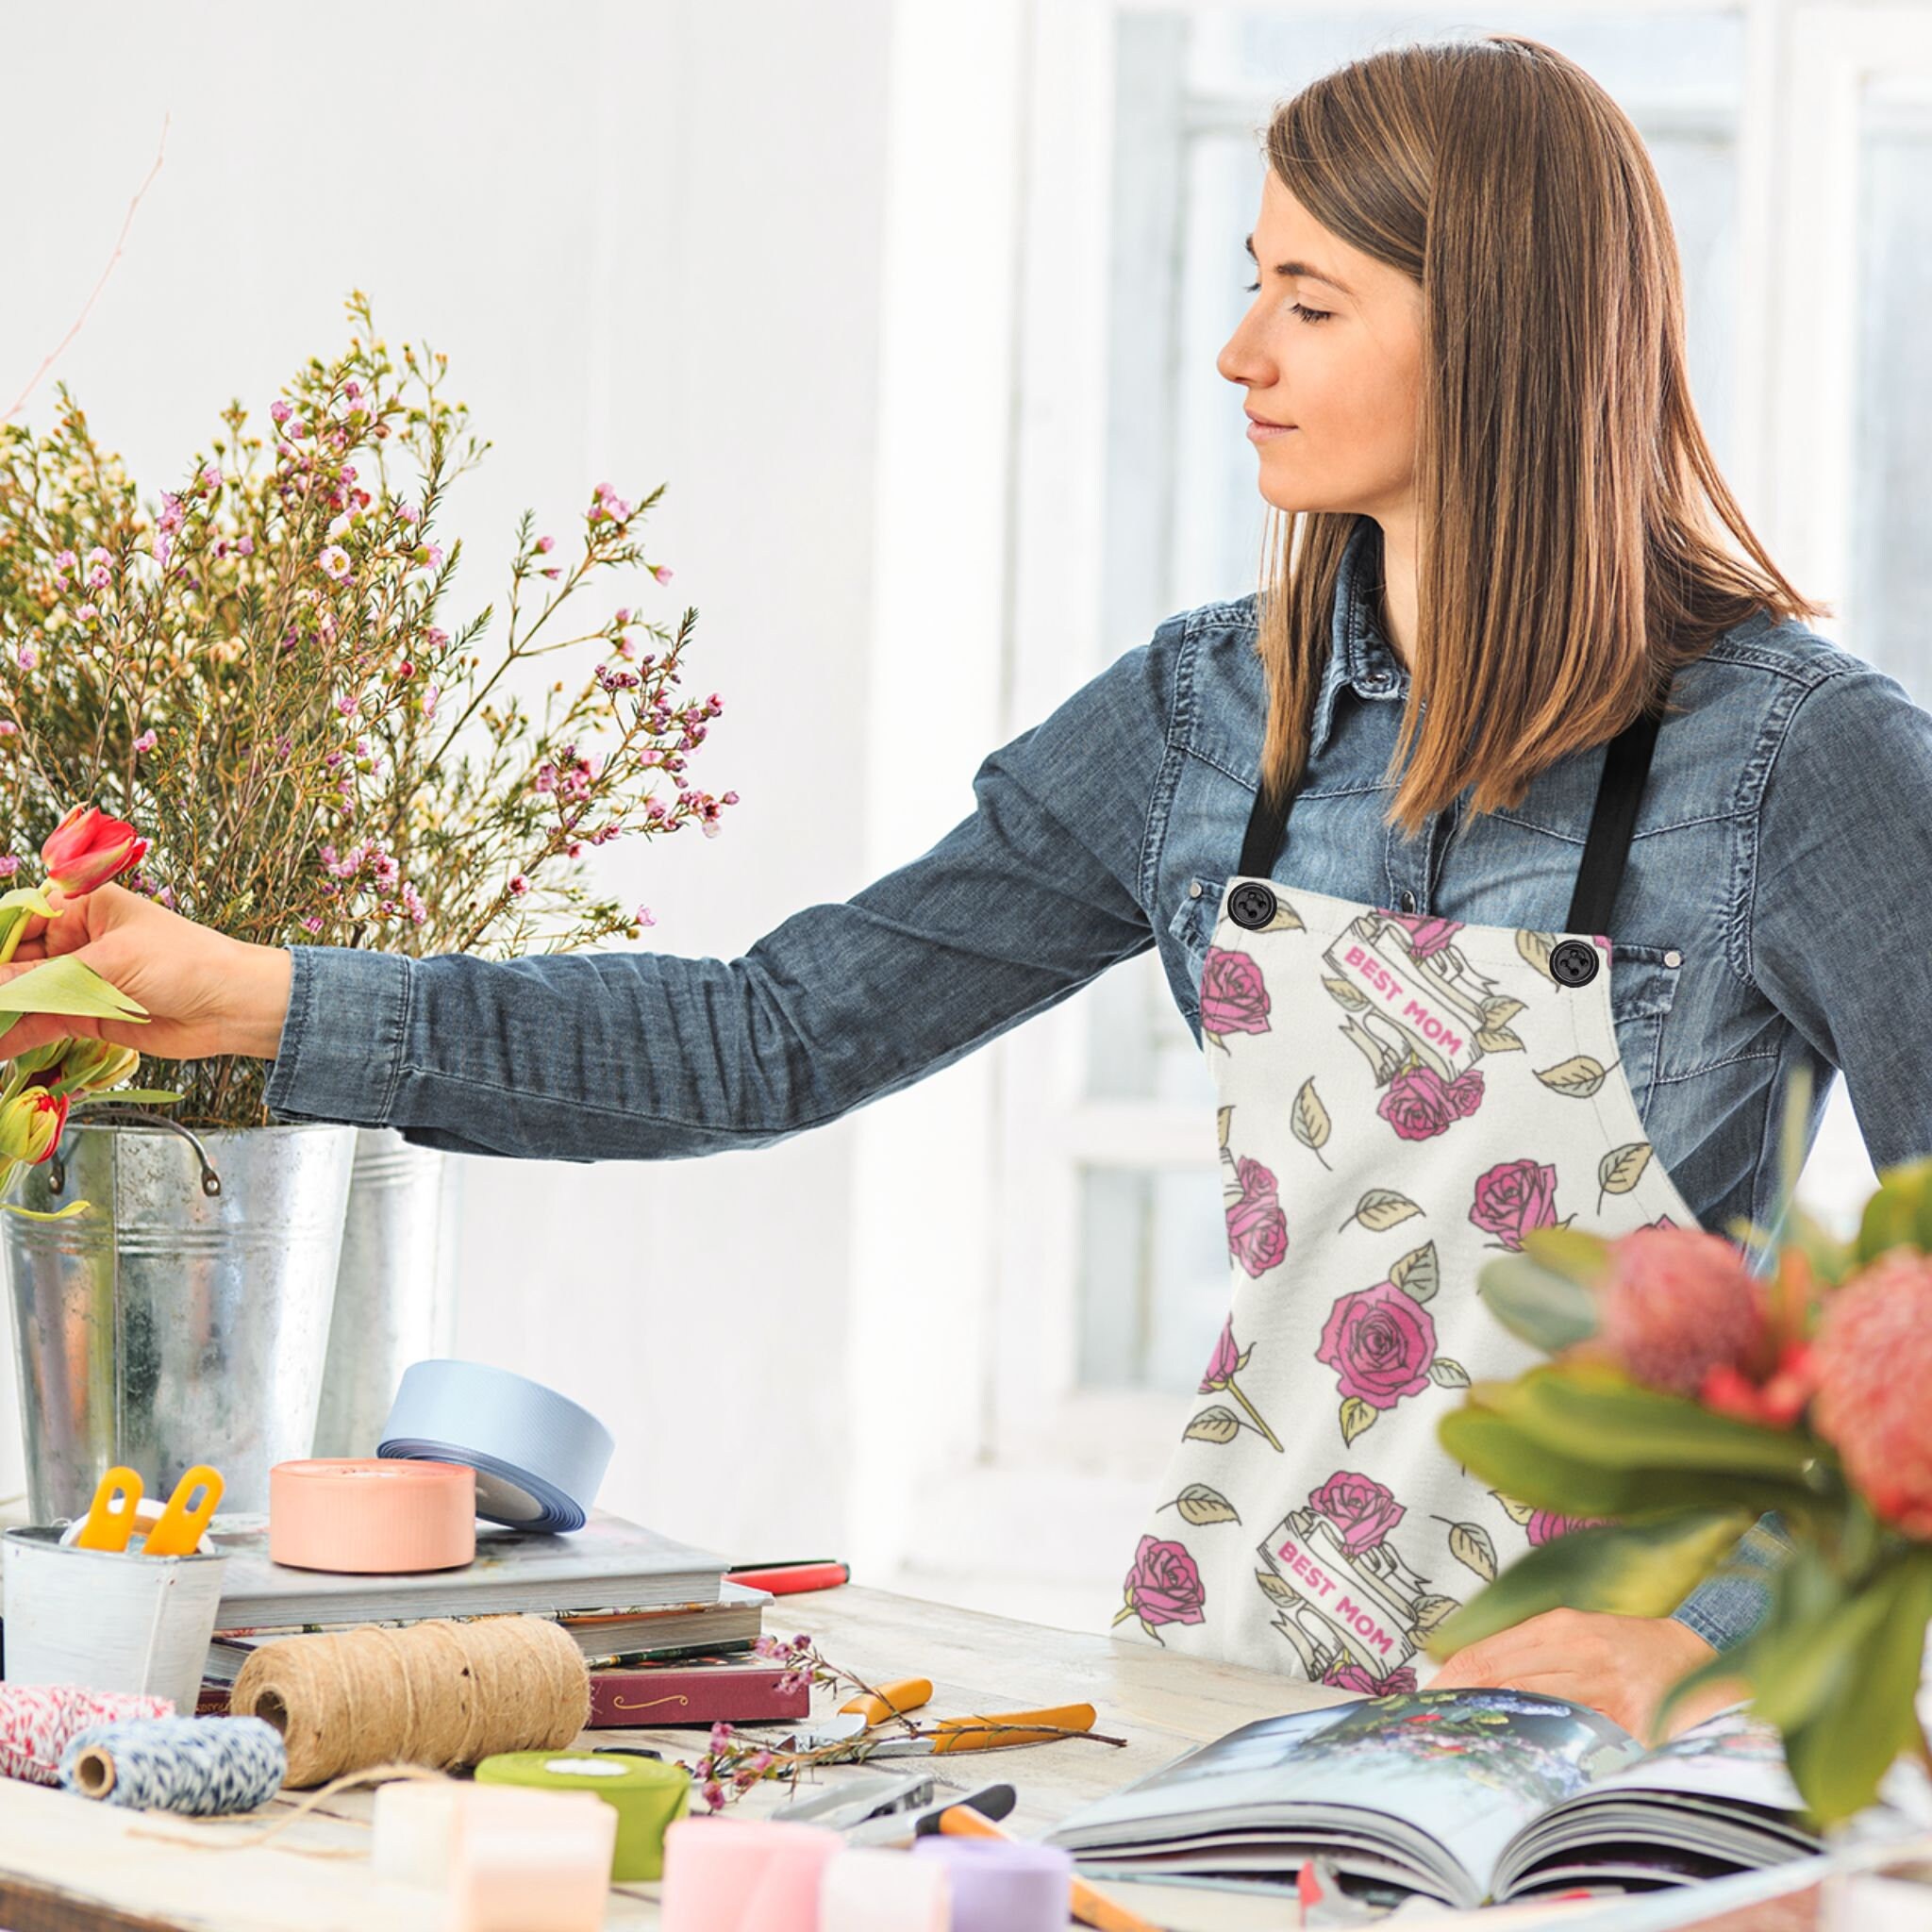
1043, 1690, 1835, 1910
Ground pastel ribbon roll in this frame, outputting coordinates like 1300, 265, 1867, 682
475, 1750, 691, 1882
270, 1458, 476, 1573
451, 1785, 618, 1932
659, 1816, 841, 1932
820, 1846, 951, 1930
912, 1837, 1075, 1932
378, 1359, 615, 1532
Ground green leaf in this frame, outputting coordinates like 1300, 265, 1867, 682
1518, 1226, 1613, 1287
1424, 1510, 1755, 1659
1785, 1550, 1932, 1824
0, 1198, 91, 1223
1476, 1256, 1601, 1353
0, 886, 59, 921
0, 957, 148, 1023
71, 1089, 182, 1108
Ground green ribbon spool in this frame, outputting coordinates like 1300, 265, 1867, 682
475, 1751, 691, 1881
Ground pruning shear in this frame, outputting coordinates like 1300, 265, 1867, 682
776, 1676, 1097, 1761
72, 1464, 224, 1556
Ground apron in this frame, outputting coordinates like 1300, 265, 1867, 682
1116, 708, 1701, 1684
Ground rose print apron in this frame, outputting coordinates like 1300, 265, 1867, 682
1116, 709, 1701, 1686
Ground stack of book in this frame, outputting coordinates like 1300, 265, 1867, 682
193, 1510, 808, 1726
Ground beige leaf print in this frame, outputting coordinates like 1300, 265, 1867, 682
1598, 1141, 1654, 1209
1491, 1491, 1538, 1527
1447, 1520, 1498, 1582
1182, 1407, 1242, 1444
1340, 1188, 1424, 1235
1410, 1592, 1462, 1638
1475, 1022, 1525, 1055
1516, 929, 1557, 979
1390, 1241, 1440, 1305
1256, 1568, 1298, 1607
1163, 1484, 1241, 1527
1322, 974, 1371, 1013
1536, 1054, 1612, 1098
1428, 1357, 1471, 1390
1217, 1105, 1233, 1152
1482, 995, 1527, 1030
1259, 897, 1306, 934
1291, 1076, 1333, 1171
1340, 1395, 1376, 1448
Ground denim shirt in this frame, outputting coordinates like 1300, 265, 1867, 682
268, 517, 1932, 1655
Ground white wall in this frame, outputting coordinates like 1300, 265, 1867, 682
0, 0, 1010, 1561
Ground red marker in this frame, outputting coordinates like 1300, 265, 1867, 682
724, 1558, 851, 1595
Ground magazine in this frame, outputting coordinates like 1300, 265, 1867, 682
1043, 1691, 1842, 1910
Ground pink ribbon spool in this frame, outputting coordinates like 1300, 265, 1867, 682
659, 1816, 841, 1932
269, 1458, 475, 1573
912, 1836, 1076, 1932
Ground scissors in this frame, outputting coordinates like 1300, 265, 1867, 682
73, 1464, 224, 1556
777, 1676, 1098, 1761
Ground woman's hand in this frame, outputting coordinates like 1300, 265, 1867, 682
1425, 1607, 1748, 1743
0, 883, 292, 1062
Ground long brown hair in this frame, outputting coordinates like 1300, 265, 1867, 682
1255, 33, 1828, 838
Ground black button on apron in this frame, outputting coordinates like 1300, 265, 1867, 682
1548, 939, 1600, 987
1227, 882, 1277, 931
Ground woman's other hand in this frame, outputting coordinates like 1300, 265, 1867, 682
1425, 1607, 1747, 1744
0, 883, 292, 1062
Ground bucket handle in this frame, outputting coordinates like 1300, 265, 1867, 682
48, 1111, 224, 1199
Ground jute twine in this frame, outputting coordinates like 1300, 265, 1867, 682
228, 1615, 589, 1789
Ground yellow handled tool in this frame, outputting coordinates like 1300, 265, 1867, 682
839, 1678, 934, 1726
923, 1702, 1097, 1755
141, 1465, 224, 1557
74, 1467, 144, 1553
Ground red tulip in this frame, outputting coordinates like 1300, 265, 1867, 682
0, 1088, 69, 1165
40, 806, 149, 894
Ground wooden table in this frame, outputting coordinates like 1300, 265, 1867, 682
0, 1584, 1845, 1932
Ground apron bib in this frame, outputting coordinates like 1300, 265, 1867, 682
1117, 709, 1700, 1684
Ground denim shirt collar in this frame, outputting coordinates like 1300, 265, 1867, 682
1307, 518, 1410, 760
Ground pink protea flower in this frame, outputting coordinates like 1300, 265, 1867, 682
1592, 1225, 1766, 1397
1810, 1250, 1932, 1538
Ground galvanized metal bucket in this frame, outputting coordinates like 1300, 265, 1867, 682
310, 1126, 456, 1459
2, 1118, 357, 1520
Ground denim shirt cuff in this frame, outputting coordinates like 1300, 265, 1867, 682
1667, 1513, 1791, 1652
264, 944, 412, 1127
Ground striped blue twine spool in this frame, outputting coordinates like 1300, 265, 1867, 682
60, 1717, 286, 1815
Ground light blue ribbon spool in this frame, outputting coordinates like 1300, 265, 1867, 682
377, 1359, 615, 1533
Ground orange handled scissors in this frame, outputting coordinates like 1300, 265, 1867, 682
780, 1676, 1097, 1759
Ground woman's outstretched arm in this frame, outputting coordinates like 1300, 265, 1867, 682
0, 621, 1185, 1162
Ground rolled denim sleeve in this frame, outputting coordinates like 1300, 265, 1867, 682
265, 622, 1180, 1160
1669, 664, 1932, 1653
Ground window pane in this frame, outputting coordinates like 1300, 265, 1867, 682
1852, 79, 1932, 699
1076, 1164, 1229, 1392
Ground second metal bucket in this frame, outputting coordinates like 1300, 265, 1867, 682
3, 1118, 358, 1520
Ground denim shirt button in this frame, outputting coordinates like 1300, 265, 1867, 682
1664, 948, 1683, 968
1188, 880, 1204, 900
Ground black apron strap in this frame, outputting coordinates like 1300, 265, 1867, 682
1235, 706, 1662, 938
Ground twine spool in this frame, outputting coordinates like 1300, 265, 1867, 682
228, 1615, 589, 1788
0, 1684, 173, 1786
60, 1717, 286, 1816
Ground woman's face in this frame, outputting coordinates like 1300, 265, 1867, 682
1217, 170, 1426, 521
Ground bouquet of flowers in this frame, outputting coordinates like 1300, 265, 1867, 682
1428, 1065, 1932, 1824
0, 293, 735, 1128
0, 804, 176, 1214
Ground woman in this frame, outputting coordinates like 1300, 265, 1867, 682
4, 35, 1924, 1741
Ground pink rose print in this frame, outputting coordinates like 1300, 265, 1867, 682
1444, 1069, 1484, 1118
1111, 1535, 1206, 1643
1376, 1065, 1454, 1141
1317, 1280, 1438, 1410
1647, 1213, 1677, 1231
1469, 1158, 1560, 1251
1198, 1317, 1284, 1452
1389, 912, 1463, 960
1308, 1470, 1406, 1556
1323, 1659, 1420, 1695
1226, 1155, 1289, 1277
1525, 1510, 1614, 1547
1199, 947, 1271, 1045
